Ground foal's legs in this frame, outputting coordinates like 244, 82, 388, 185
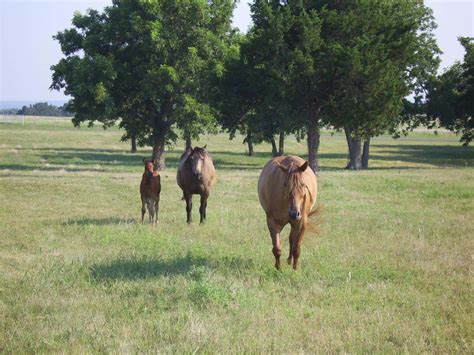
147, 200, 155, 224
154, 196, 160, 224
267, 217, 283, 270
185, 193, 193, 224
199, 192, 209, 224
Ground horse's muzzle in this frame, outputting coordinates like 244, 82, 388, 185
289, 210, 301, 221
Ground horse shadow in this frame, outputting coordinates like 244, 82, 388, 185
90, 255, 208, 281
64, 217, 138, 226
89, 254, 257, 282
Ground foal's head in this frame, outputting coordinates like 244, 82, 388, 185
143, 158, 155, 178
276, 161, 310, 222
189, 145, 207, 180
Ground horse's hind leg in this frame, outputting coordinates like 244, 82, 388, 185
199, 193, 208, 224
185, 193, 193, 224
267, 217, 283, 270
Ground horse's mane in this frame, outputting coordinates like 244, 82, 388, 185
185, 147, 212, 162
284, 164, 314, 203
287, 171, 307, 194
192, 146, 211, 159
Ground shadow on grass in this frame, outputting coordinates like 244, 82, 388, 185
4, 143, 472, 173
64, 217, 138, 226
373, 144, 474, 168
90, 253, 257, 281
90, 255, 208, 281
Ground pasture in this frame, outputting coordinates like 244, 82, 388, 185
1, 117, 473, 353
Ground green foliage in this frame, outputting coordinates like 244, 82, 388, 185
313, 1, 439, 139
223, 0, 440, 168
16, 102, 73, 117
425, 37, 473, 146
51, 0, 236, 163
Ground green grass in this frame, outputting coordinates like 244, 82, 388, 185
1, 118, 473, 352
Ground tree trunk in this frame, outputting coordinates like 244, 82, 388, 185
131, 135, 137, 153
271, 137, 278, 157
152, 134, 166, 170
246, 131, 254, 156
344, 127, 362, 170
185, 136, 192, 151
278, 131, 284, 156
307, 120, 320, 173
361, 138, 370, 169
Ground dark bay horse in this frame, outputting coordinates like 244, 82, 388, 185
176, 146, 216, 224
140, 158, 161, 224
258, 156, 318, 270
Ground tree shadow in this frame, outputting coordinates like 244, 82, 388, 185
372, 144, 474, 168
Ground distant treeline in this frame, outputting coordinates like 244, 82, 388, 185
0, 102, 73, 117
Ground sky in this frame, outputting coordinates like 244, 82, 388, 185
0, 0, 472, 103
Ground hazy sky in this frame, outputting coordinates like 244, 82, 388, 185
0, 0, 472, 102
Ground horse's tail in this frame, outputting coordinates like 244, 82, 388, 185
307, 204, 323, 235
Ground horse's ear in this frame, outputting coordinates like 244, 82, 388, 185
299, 161, 308, 172
202, 144, 207, 150
143, 157, 146, 163
274, 161, 289, 173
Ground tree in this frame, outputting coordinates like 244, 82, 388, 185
244, 0, 324, 170
425, 37, 473, 146
51, 0, 235, 169
314, 1, 440, 169
244, 0, 439, 171
16, 102, 73, 117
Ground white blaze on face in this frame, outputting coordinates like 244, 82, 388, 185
191, 153, 204, 178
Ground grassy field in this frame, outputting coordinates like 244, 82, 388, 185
1, 117, 473, 353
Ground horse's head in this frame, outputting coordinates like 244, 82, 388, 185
276, 160, 309, 222
143, 158, 155, 177
189, 145, 207, 181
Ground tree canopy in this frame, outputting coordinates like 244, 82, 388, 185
425, 37, 473, 146
220, 0, 440, 171
16, 102, 73, 117
51, 0, 236, 169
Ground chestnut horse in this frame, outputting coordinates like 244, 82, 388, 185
177, 146, 216, 224
140, 158, 161, 224
258, 156, 318, 270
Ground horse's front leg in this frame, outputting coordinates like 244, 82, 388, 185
141, 198, 146, 224
267, 217, 283, 270
290, 221, 307, 270
148, 200, 155, 224
154, 196, 159, 224
185, 193, 193, 224
199, 193, 209, 224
